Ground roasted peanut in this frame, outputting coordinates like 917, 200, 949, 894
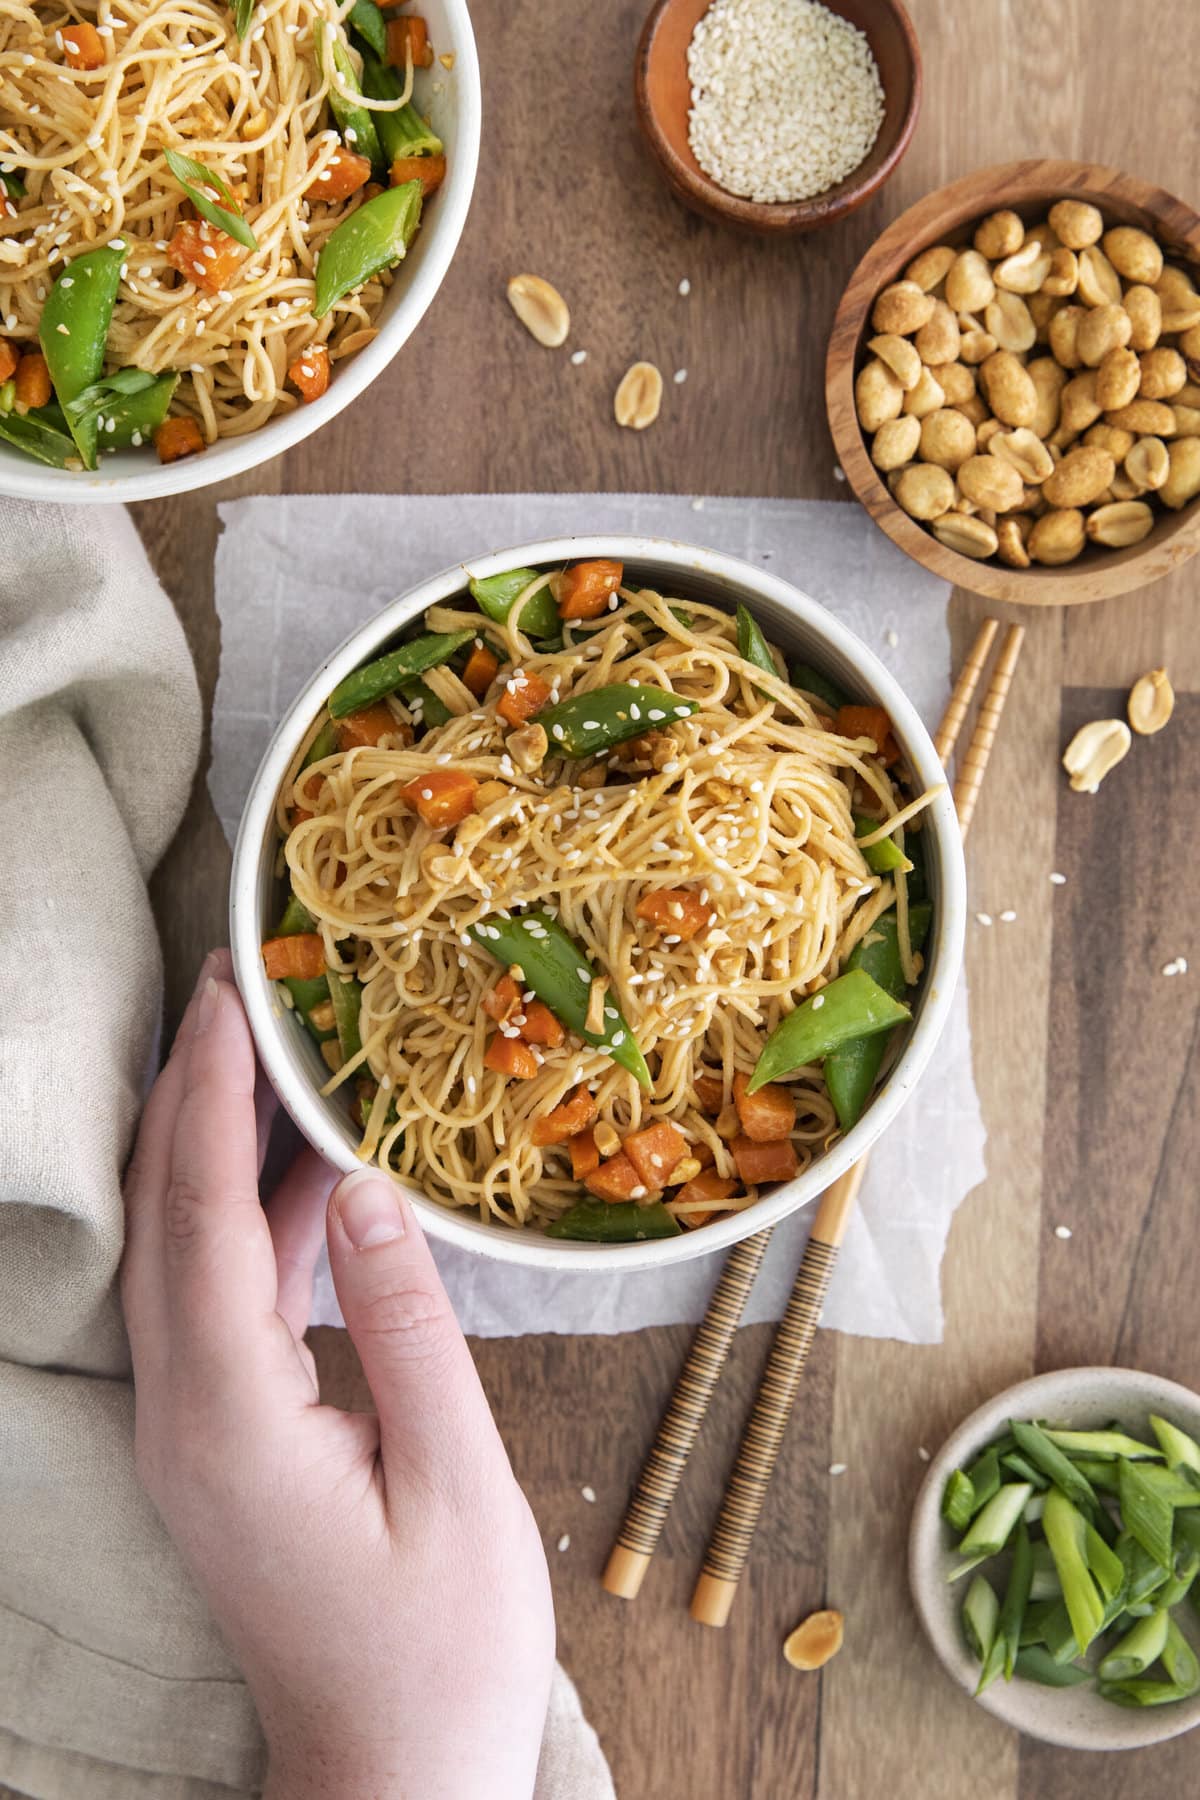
870, 414, 921, 471
1048, 200, 1104, 250
1085, 500, 1154, 547
945, 249, 996, 314
1076, 302, 1132, 367
914, 299, 961, 366
1108, 468, 1142, 501
960, 327, 998, 365
1029, 290, 1065, 337
855, 358, 905, 433
954, 392, 989, 427
1041, 248, 1079, 297
1042, 444, 1115, 507
976, 417, 1004, 450
980, 350, 1037, 427
957, 453, 1025, 512
1048, 305, 1086, 369
1103, 397, 1177, 435
1173, 403, 1200, 435
1077, 245, 1123, 307
1059, 370, 1102, 433
872, 280, 937, 335
985, 290, 1036, 353
996, 516, 1033, 566
902, 366, 945, 418
994, 239, 1052, 294
1154, 267, 1200, 333
1124, 435, 1169, 491
1029, 507, 1086, 565
1123, 284, 1163, 352
1138, 346, 1187, 399
867, 333, 923, 391
973, 209, 1024, 260
937, 362, 977, 406
614, 361, 663, 429
783, 1610, 845, 1673
893, 463, 955, 520
1160, 435, 1200, 509
931, 513, 999, 559
1062, 718, 1131, 792
905, 244, 956, 293
990, 426, 1054, 483
1094, 345, 1141, 411
918, 407, 976, 472
1083, 422, 1135, 461
1127, 667, 1174, 736
1028, 357, 1067, 437
1101, 225, 1163, 286
506, 273, 570, 346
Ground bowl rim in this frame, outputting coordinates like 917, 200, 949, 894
633, 0, 922, 233
826, 157, 1200, 604
0, 0, 482, 506
229, 531, 966, 1271
909, 1364, 1200, 1750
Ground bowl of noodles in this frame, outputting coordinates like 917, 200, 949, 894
230, 535, 967, 1268
0, 0, 480, 501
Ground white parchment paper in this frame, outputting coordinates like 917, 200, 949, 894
210, 493, 987, 1343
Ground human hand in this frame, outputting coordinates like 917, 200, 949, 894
122, 953, 555, 1800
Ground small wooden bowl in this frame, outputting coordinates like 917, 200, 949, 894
827, 160, 1200, 605
634, 0, 921, 234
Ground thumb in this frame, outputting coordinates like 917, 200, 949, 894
326, 1168, 501, 1494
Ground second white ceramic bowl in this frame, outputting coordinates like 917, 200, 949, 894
230, 534, 966, 1271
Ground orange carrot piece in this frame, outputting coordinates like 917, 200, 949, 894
401, 768, 478, 829
288, 342, 331, 404
482, 974, 521, 1023
693, 1138, 716, 1169
730, 1135, 798, 1187
623, 1120, 689, 1189
386, 16, 433, 67
557, 559, 624, 621
584, 1152, 643, 1202
262, 933, 326, 981
390, 153, 446, 200
462, 641, 499, 699
484, 1034, 538, 1080
62, 20, 105, 69
154, 416, 206, 464
835, 705, 893, 754
532, 1084, 597, 1147
14, 351, 51, 409
693, 1073, 725, 1114
519, 1000, 565, 1048
673, 1169, 738, 1228
335, 702, 398, 749
308, 146, 372, 202
635, 887, 712, 943
568, 1128, 601, 1180
497, 669, 551, 728
166, 219, 243, 296
0, 339, 17, 384
733, 1071, 797, 1143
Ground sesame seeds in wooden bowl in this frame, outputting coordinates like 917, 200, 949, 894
634, 0, 921, 234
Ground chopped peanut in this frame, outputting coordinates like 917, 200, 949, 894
288, 343, 331, 404
733, 1071, 797, 1143
154, 416, 206, 464
506, 722, 548, 772
401, 769, 478, 829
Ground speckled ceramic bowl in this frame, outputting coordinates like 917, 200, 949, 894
910, 1366, 1200, 1750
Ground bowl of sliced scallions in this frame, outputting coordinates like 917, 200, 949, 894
909, 1367, 1200, 1749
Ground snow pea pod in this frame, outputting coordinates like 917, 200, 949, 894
39, 245, 124, 452
347, 0, 388, 61
748, 968, 910, 1095
534, 684, 699, 758
0, 171, 26, 198
314, 181, 422, 318
790, 661, 848, 713
323, 33, 383, 170
468, 566, 559, 641
283, 974, 335, 1044
546, 1197, 680, 1242
469, 908, 651, 1089
276, 892, 317, 936
853, 812, 911, 874
400, 676, 452, 728
362, 54, 444, 161
0, 409, 78, 468
66, 369, 178, 467
328, 627, 474, 716
327, 970, 363, 1064
824, 903, 931, 1131
302, 717, 338, 768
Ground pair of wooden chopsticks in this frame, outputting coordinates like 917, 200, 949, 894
602, 618, 1026, 1626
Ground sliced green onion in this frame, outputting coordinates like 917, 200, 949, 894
1041, 1427, 1164, 1461
1121, 1459, 1180, 1569
1010, 1419, 1099, 1517
164, 148, 258, 250
1150, 1415, 1200, 1475
1015, 1646, 1091, 1688
962, 1574, 998, 1663
949, 1482, 1033, 1578
941, 1469, 976, 1533
1042, 1488, 1105, 1656
1099, 1607, 1170, 1681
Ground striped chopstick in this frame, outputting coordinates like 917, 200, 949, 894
953, 624, 1025, 838
603, 616, 1013, 1605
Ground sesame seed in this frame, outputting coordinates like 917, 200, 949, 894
999, 910, 1018, 923
1162, 956, 1188, 977
1054, 1225, 1073, 1240
811, 994, 825, 1009
570, 349, 587, 365
581, 1485, 596, 1503
557, 1534, 571, 1552
1049, 871, 1067, 885
829, 1462, 848, 1477
917, 1446, 931, 1463
975, 911, 993, 927
678, 277, 691, 295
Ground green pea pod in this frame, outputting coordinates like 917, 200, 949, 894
283, 974, 335, 1044
546, 1198, 680, 1242
314, 181, 422, 318
362, 55, 444, 161
534, 684, 699, 758
329, 627, 474, 716
1, 171, 26, 199
0, 409, 78, 468
0, 379, 14, 415
276, 892, 317, 936
400, 676, 452, 728
39, 245, 124, 448
750, 967, 909, 1096
327, 970, 363, 1064
468, 567, 559, 641
302, 717, 339, 767
736, 603, 778, 690
470, 908, 651, 1089
347, 0, 388, 61
323, 34, 384, 170
854, 812, 912, 874
824, 904, 931, 1131
65, 368, 179, 467
790, 661, 849, 713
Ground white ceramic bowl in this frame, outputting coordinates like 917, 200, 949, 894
910, 1366, 1200, 1751
230, 533, 966, 1270
0, 0, 480, 505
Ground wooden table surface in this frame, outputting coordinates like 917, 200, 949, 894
57, 2, 1200, 1796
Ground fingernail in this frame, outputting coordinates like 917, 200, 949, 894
335, 1167, 406, 1248
195, 977, 220, 1036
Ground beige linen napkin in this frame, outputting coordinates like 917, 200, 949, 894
0, 500, 614, 1800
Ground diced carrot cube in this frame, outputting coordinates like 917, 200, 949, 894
835, 705, 894, 759
308, 146, 373, 202
386, 16, 433, 66
730, 1135, 798, 1186
568, 1128, 600, 1180
693, 1138, 716, 1169
693, 1073, 725, 1114
166, 219, 243, 296
484, 1034, 538, 1080
623, 1120, 688, 1189
288, 342, 330, 404
532, 1084, 597, 1146
0, 339, 17, 383
62, 21, 105, 69
390, 153, 445, 200
519, 1000, 565, 1048
462, 642, 499, 699
635, 887, 712, 943
154, 416, 206, 463
14, 351, 51, 409
401, 768, 478, 828
584, 1152, 642, 1202
482, 974, 521, 1023
673, 1169, 738, 1228
335, 702, 398, 749
733, 1071, 796, 1143
262, 933, 325, 981
497, 669, 551, 727
557, 559, 624, 621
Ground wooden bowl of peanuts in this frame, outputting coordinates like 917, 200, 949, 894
826, 160, 1200, 603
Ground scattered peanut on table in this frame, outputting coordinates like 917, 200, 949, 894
853, 201, 1200, 564
783, 1608, 845, 1671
